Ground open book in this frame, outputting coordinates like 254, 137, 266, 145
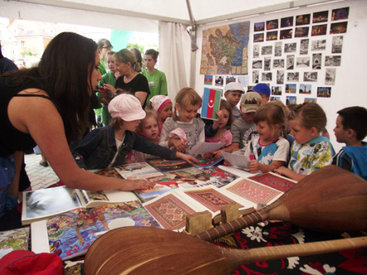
21, 186, 137, 225
31, 200, 160, 260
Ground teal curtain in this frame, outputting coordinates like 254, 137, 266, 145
110, 30, 132, 51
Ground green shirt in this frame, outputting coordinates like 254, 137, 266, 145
142, 69, 168, 104
99, 72, 116, 125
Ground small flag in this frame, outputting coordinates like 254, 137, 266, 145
204, 75, 213, 85
201, 88, 221, 120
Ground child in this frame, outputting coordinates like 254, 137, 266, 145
225, 92, 263, 152
224, 82, 245, 119
149, 95, 173, 135
205, 99, 233, 147
244, 103, 289, 173
72, 94, 198, 169
142, 49, 168, 104
332, 106, 367, 180
252, 83, 270, 103
275, 102, 335, 181
159, 87, 204, 153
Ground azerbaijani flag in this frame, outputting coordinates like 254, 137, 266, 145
204, 75, 213, 85
201, 88, 221, 120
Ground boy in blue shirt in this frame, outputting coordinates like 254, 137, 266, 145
333, 106, 367, 180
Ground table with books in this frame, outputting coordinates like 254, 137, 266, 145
2, 158, 366, 275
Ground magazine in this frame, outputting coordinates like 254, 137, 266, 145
114, 162, 163, 179
31, 201, 160, 260
22, 186, 138, 225
0, 227, 30, 259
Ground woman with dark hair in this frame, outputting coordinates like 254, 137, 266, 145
0, 32, 154, 230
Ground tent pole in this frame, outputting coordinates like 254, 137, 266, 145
186, 0, 198, 88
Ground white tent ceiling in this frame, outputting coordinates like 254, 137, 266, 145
2, 0, 337, 29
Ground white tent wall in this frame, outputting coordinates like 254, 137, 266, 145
194, 0, 367, 152
0, 0, 158, 32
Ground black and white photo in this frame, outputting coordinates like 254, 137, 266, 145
286, 55, 295, 70
325, 55, 341, 66
304, 72, 318, 82
312, 53, 322, 69
325, 68, 336, 85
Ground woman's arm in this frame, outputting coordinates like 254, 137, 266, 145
8, 151, 23, 199
134, 91, 148, 106
8, 91, 154, 191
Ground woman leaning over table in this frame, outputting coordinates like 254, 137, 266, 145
0, 32, 154, 230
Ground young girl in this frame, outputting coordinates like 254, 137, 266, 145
205, 99, 233, 147
159, 87, 204, 153
275, 102, 335, 181
244, 103, 290, 173
149, 95, 173, 136
72, 94, 198, 170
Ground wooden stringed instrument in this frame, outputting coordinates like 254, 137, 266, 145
84, 226, 367, 274
197, 165, 367, 241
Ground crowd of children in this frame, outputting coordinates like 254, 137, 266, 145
79, 78, 367, 182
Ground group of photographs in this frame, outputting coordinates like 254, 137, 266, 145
250, 6, 349, 104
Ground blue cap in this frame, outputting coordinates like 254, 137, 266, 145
253, 83, 270, 97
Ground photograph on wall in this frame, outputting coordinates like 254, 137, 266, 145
312, 53, 322, 69
325, 68, 336, 85
270, 96, 281, 101
200, 21, 250, 75
280, 29, 292, 39
311, 24, 327, 36
271, 86, 282, 95
238, 75, 249, 88
226, 76, 236, 84
274, 42, 282, 56
285, 84, 297, 94
252, 70, 259, 84
262, 72, 272, 81
330, 22, 348, 34
204, 75, 213, 85
266, 31, 278, 41
304, 72, 318, 82
264, 57, 271, 71
295, 27, 309, 38
299, 83, 312, 94
252, 60, 262, 69
281, 16, 293, 28
286, 55, 295, 70
304, 98, 317, 103
313, 11, 329, 23
287, 72, 299, 82
311, 39, 326, 51
276, 70, 284, 84
261, 45, 273, 55
266, 19, 278, 30
331, 7, 349, 21
296, 56, 310, 68
254, 33, 264, 43
300, 39, 309, 55
284, 42, 296, 53
273, 59, 284, 69
286, 95, 297, 105
332, 36, 343, 53
325, 55, 341, 66
317, 87, 331, 97
253, 44, 260, 58
254, 22, 265, 32
215, 76, 224, 86
296, 14, 311, 26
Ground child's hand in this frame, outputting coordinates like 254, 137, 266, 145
274, 166, 288, 176
176, 152, 199, 165
223, 159, 232, 166
212, 110, 224, 129
201, 152, 213, 159
248, 160, 260, 173
212, 150, 222, 159
121, 179, 155, 191
169, 137, 187, 152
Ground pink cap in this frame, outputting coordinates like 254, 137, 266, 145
149, 95, 172, 114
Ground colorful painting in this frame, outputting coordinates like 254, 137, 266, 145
201, 88, 222, 120
248, 173, 296, 192
95, 168, 122, 178
0, 227, 29, 258
184, 187, 240, 212
148, 159, 192, 172
144, 194, 196, 230
225, 179, 281, 205
46, 201, 160, 260
200, 21, 250, 75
